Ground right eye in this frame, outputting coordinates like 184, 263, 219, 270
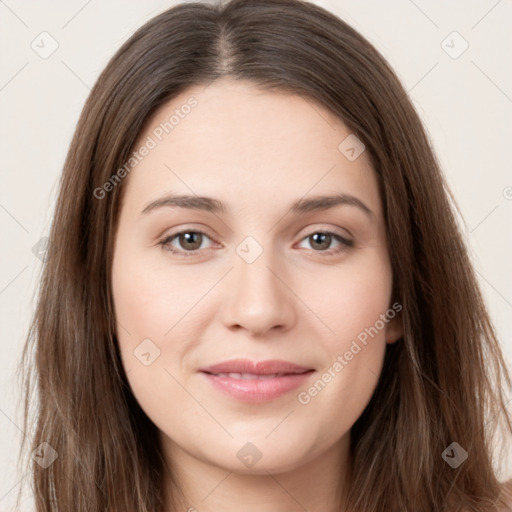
158, 229, 216, 257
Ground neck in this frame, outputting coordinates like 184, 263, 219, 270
161, 433, 352, 512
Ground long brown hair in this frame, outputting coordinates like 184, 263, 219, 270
16, 0, 512, 510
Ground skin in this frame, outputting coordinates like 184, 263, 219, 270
112, 78, 403, 512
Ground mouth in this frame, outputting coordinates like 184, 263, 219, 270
202, 371, 311, 379
199, 359, 315, 402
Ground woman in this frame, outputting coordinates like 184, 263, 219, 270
17, 0, 512, 510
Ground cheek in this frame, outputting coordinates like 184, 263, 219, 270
111, 247, 191, 426
310, 249, 393, 347
111, 240, 217, 412
298, 251, 392, 415
112, 244, 203, 347
111, 241, 174, 373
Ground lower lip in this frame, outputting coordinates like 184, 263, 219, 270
200, 371, 314, 403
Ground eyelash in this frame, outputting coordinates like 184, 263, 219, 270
158, 228, 354, 258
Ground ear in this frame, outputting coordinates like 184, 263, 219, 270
384, 307, 403, 344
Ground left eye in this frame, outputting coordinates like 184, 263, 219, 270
296, 231, 353, 254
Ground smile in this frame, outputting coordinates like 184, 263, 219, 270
200, 370, 315, 402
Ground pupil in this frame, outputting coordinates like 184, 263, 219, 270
311, 233, 330, 250
181, 232, 202, 250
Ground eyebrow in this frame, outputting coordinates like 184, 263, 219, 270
141, 193, 374, 219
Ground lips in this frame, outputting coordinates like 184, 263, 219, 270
206, 372, 291, 379
199, 358, 313, 376
199, 359, 315, 403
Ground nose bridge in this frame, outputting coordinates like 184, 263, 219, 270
220, 233, 295, 333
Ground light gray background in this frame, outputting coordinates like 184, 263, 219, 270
1, 0, 511, 509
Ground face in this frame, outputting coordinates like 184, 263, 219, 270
111, 78, 402, 476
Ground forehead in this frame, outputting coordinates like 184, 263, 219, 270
121, 78, 381, 219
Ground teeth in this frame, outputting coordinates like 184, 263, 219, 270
214, 372, 284, 379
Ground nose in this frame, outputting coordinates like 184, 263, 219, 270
219, 242, 297, 337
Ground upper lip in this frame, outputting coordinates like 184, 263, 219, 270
200, 359, 314, 376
